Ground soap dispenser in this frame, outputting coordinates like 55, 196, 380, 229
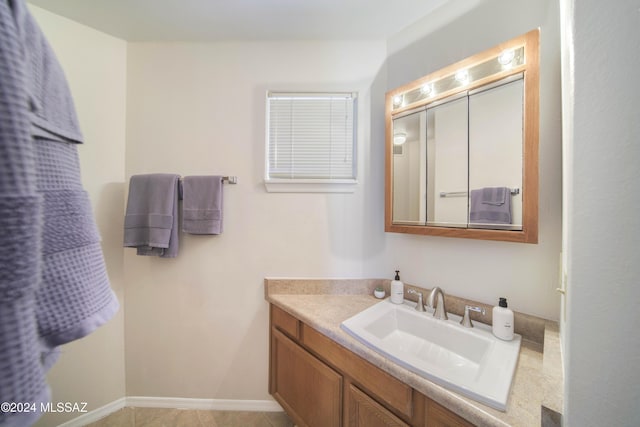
390, 270, 404, 304
492, 297, 514, 341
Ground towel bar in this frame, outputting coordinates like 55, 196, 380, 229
179, 176, 238, 184
221, 176, 238, 184
439, 188, 519, 198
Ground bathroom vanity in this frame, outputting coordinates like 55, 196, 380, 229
270, 303, 472, 426
266, 278, 562, 427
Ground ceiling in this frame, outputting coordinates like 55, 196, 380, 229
27, 0, 450, 42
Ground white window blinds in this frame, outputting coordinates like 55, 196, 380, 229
266, 92, 357, 183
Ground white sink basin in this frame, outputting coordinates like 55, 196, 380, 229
340, 299, 521, 411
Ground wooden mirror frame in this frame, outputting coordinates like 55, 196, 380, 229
384, 29, 539, 243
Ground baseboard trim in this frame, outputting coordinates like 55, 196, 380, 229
57, 397, 127, 427
57, 397, 283, 426
126, 396, 284, 412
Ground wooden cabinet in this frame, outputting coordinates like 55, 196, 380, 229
348, 384, 410, 427
302, 323, 413, 419
269, 304, 476, 427
424, 400, 474, 427
271, 328, 342, 427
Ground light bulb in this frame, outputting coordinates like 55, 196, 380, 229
421, 84, 432, 95
393, 133, 407, 146
393, 95, 403, 106
455, 69, 469, 84
498, 49, 515, 65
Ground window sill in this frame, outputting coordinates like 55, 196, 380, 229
264, 179, 357, 193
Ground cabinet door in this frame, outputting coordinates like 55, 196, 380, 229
348, 384, 410, 427
271, 328, 342, 427
302, 324, 413, 418
425, 400, 475, 427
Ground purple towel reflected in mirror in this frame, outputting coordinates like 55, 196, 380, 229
470, 187, 512, 224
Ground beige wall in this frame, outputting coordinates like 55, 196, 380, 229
29, 6, 127, 426
124, 41, 387, 398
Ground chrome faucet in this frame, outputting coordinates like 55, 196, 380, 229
460, 305, 486, 328
407, 289, 426, 312
427, 286, 448, 320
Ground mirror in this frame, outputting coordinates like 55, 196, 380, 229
385, 30, 539, 243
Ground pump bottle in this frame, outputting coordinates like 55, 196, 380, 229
492, 297, 514, 341
390, 270, 404, 304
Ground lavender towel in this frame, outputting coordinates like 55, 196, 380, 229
35, 138, 119, 347
17, 0, 83, 145
469, 187, 512, 224
182, 176, 224, 235
481, 186, 507, 206
124, 174, 180, 257
1, 2, 119, 426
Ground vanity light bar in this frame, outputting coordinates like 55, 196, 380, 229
391, 45, 525, 111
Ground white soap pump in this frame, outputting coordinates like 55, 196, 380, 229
492, 297, 514, 341
390, 270, 404, 304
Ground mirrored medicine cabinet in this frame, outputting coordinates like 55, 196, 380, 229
385, 30, 539, 243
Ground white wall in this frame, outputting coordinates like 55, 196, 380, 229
124, 41, 387, 398
369, 0, 563, 320
29, 5, 128, 426
561, 0, 640, 424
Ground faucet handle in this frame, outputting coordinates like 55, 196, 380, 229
460, 305, 486, 328
407, 289, 426, 312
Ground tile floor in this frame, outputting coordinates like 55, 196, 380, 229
85, 407, 294, 427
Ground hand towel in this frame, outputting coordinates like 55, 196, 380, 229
1, 2, 119, 426
469, 187, 512, 224
182, 175, 223, 235
124, 174, 180, 257
481, 186, 507, 206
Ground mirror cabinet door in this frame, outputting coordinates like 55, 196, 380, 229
468, 78, 524, 230
391, 111, 426, 225
426, 97, 468, 228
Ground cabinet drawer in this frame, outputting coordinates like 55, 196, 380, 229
348, 384, 410, 427
302, 324, 413, 418
271, 305, 300, 340
425, 399, 475, 427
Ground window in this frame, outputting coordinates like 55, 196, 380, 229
265, 92, 357, 192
